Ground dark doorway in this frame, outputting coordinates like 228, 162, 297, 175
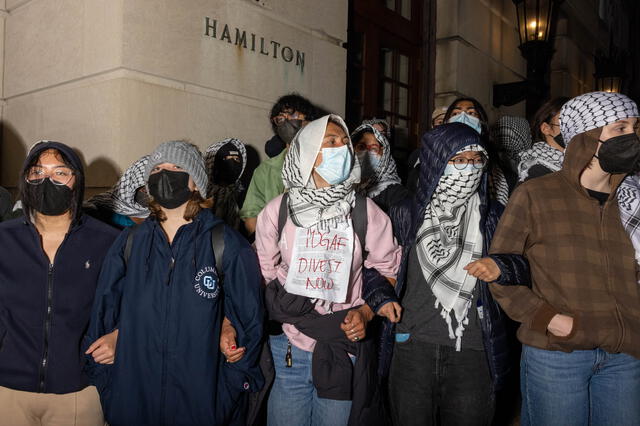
346, 0, 436, 178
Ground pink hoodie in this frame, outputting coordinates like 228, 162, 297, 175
256, 194, 402, 352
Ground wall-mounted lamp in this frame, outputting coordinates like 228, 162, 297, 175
493, 0, 563, 115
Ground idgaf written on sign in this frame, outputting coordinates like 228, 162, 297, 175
203, 17, 306, 73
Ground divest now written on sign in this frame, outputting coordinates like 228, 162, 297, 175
204, 17, 306, 72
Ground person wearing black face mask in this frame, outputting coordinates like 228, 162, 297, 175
241, 93, 326, 236
204, 138, 248, 233
596, 132, 640, 174
468, 92, 640, 426
85, 140, 264, 426
518, 97, 570, 183
0, 141, 119, 425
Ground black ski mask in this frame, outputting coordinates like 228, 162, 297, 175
28, 179, 74, 216
275, 119, 303, 145
213, 144, 243, 186
597, 133, 640, 174
148, 170, 192, 209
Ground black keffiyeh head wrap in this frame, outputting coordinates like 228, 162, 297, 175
204, 138, 247, 197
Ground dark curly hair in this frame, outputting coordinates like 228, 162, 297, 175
269, 93, 328, 133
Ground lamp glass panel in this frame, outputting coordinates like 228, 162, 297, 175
524, 2, 551, 41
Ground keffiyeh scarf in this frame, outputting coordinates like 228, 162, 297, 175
491, 116, 533, 161
489, 165, 510, 206
351, 124, 402, 198
617, 173, 640, 277
416, 145, 485, 350
204, 138, 247, 197
87, 155, 150, 218
517, 141, 564, 182
560, 92, 639, 146
282, 115, 361, 229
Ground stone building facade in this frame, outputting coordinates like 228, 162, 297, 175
1, 0, 637, 192
0, 0, 348, 191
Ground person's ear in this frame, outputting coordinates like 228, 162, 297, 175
540, 122, 553, 137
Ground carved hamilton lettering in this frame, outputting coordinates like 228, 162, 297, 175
204, 17, 306, 72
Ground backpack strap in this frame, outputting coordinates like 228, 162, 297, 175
211, 222, 225, 281
277, 193, 289, 241
353, 193, 368, 259
123, 224, 140, 266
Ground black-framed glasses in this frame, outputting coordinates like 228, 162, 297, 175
25, 166, 74, 186
448, 156, 487, 170
271, 111, 305, 125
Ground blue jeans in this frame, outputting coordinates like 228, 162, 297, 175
521, 345, 640, 426
267, 334, 352, 426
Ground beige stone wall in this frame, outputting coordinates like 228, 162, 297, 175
435, 0, 609, 122
1, 0, 348, 190
435, 0, 527, 120
550, 0, 608, 98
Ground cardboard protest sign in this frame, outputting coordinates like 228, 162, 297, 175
285, 220, 354, 303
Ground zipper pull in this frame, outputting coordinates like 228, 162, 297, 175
166, 257, 175, 286
285, 341, 293, 368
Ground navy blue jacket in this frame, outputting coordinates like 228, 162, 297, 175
0, 215, 119, 394
385, 123, 529, 390
84, 209, 264, 426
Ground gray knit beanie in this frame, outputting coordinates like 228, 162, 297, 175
145, 141, 208, 194
560, 92, 639, 146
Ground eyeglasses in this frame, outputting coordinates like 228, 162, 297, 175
25, 166, 74, 186
355, 143, 382, 156
448, 156, 487, 170
272, 111, 305, 125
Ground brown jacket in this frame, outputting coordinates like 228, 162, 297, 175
489, 128, 640, 358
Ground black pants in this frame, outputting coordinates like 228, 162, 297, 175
388, 339, 495, 426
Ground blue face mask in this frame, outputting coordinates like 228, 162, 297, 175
315, 145, 352, 185
448, 112, 482, 134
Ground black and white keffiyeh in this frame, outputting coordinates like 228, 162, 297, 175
489, 165, 510, 206
282, 115, 361, 229
491, 116, 533, 160
618, 173, 640, 276
518, 141, 564, 182
351, 124, 401, 198
87, 155, 150, 218
203, 138, 247, 197
361, 118, 391, 139
416, 144, 485, 351
560, 92, 639, 146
